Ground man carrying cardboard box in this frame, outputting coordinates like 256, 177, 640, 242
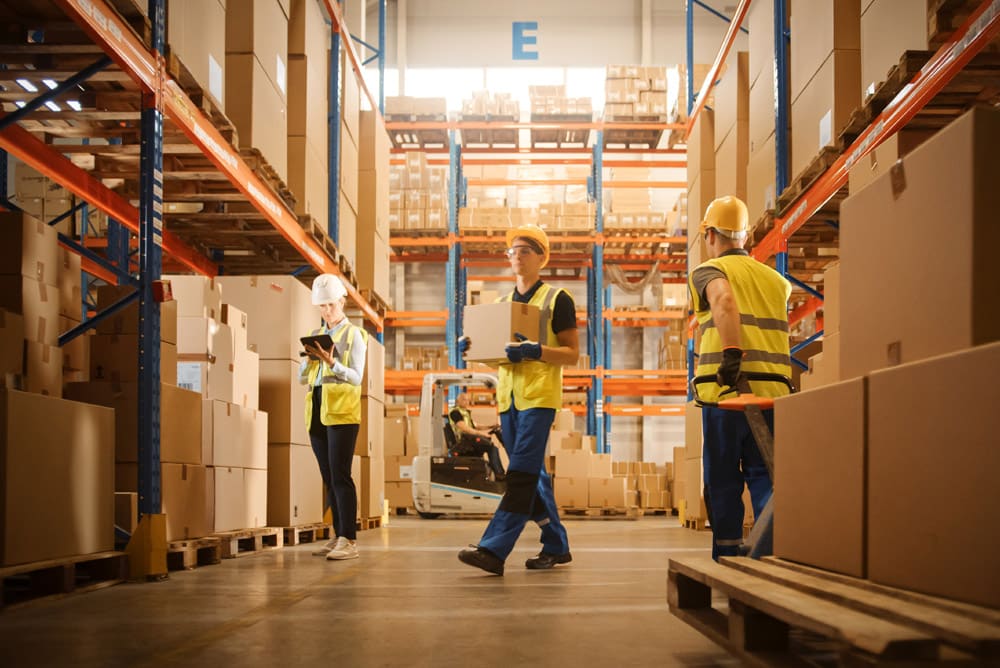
457, 224, 580, 576
688, 196, 791, 561
448, 391, 506, 481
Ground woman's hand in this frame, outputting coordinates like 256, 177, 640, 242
304, 341, 336, 367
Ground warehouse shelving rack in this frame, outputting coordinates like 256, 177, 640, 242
0, 0, 387, 545
384, 116, 691, 453
682, 0, 1000, 391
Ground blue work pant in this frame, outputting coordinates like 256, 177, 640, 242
309, 390, 359, 540
477, 404, 569, 561
702, 405, 773, 560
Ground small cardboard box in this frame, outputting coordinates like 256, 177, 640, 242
553, 450, 591, 479
553, 476, 588, 508
548, 430, 582, 451
462, 302, 541, 364
385, 480, 413, 509
588, 477, 628, 508
267, 442, 323, 526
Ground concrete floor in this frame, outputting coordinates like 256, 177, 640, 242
2, 516, 738, 667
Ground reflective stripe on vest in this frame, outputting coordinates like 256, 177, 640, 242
303, 323, 366, 426
496, 284, 564, 412
689, 254, 792, 403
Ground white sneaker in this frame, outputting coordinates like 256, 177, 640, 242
326, 537, 359, 560
311, 537, 338, 556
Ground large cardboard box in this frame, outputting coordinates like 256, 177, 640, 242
384, 480, 413, 509
846, 129, 934, 195
211, 466, 247, 532
0, 211, 59, 287
462, 302, 541, 364
213, 275, 316, 361
747, 0, 776, 86
287, 54, 328, 151
553, 476, 588, 508
289, 0, 329, 57
288, 136, 329, 231
747, 135, 777, 224
57, 246, 82, 320
89, 334, 178, 385
268, 442, 323, 526
822, 261, 840, 335
0, 309, 24, 376
714, 51, 749, 150
338, 192, 357, 271
244, 468, 268, 528
790, 49, 861, 178
774, 377, 866, 577
384, 454, 414, 482
356, 396, 385, 458
225, 54, 288, 182
161, 463, 210, 541
359, 455, 384, 519
243, 409, 269, 470
340, 124, 359, 216
25, 341, 62, 397
163, 275, 222, 320
202, 400, 242, 468
554, 449, 591, 479
839, 107, 1000, 379
0, 275, 59, 346
683, 457, 705, 520
359, 110, 391, 173
362, 335, 385, 402
868, 342, 1000, 608
95, 286, 178, 344
0, 390, 114, 566
168, 0, 226, 110
225, 0, 288, 100
548, 430, 582, 452
340, 50, 360, 145
383, 414, 407, 457
232, 347, 260, 410
259, 359, 310, 445
684, 401, 702, 459
789, 0, 861, 101
589, 453, 613, 479
687, 109, 715, 178
588, 477, 628, 508
358, 170, 390, 245
356, 231, 390, 308
714, 120, 749, 204
860, 0, 927, 97
748, 76, 777, 155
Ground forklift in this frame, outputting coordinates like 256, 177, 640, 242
411, 371, 506, 518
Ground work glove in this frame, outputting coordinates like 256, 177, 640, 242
716, 347, 744, 388
505, 333, 542, 363
458, 335, 471, 356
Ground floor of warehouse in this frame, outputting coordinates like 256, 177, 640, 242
2, 517, 738, 667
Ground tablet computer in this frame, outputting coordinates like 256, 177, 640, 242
299, 334, 336, 356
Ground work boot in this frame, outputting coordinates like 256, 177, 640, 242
458, 545, 504, 575
525, 551, 572, 570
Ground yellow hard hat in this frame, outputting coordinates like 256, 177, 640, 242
505, 224, 550, 268
699, 196, 749, 237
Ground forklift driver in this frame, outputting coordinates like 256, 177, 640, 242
449, 392, 506, 481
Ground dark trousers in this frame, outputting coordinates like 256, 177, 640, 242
309, 390, 359, 540
458, 434, 506, 477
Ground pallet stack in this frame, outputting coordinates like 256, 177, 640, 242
388, 152, 449, 232
549, 410, 635, 513
383, 404, 414, 513
713, 51, 750, 207
603, 65, 669, 120
356, 110, 393, 306
685, 105, 714, 267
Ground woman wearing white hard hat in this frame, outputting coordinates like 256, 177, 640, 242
299, 273, 368, 561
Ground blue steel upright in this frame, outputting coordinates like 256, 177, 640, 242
774, 0, 791, 280
446, 132, 463, 387
328, 27, 342, 243
137, 0, 165, 517
377, 0, 386, 114
591, 135, 606, 454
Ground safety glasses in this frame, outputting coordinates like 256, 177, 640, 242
505, 246, 538, 259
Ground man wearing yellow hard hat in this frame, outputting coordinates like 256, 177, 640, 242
457, 224, 579, 576
688, 196, 792, 561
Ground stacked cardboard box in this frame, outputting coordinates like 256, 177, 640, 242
789, 0, 861, 178
10, 163, 73, 236
681, 401, 707, 522
167, 0, 226, 111
528, 85, 592, 117
356, 110, 392, 304
461, 90, 520, 118
860, 0, 927, 99
399, 345, 450, 372
384, 96, 448, 118
287, 0, 330, 231
383, 403, 414, 511
358, 337, 386, 519
604, 65, 669, 119
774, 107, 1000, 608
548, 410, 636, 511
686, 108, 715, 268
337, 45, 362, 269
226, 0, 289, 182
714, 51, 750, 205
389, 152, 449, 232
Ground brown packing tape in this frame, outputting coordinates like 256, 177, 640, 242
890, 161, 906, 200
249, 276, 258, 287
182, 464, 189, 481
42, 345, 50, 363
36, 260, 45, 284
37, 281, 48, 303
37, 316, 46, 344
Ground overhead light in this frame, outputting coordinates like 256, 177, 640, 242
45, 101, 61, 112
14, 101, 26, 108
42, 79, 59, 90
15, 78, 38, 92
67, 100, 82, 111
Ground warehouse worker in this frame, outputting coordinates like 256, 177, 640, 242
457, 224, 579, 576
300, 274, 368, 561
449, 391, 506, 481
688, 196, 792, 561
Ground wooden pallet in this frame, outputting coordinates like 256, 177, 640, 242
775, 145, 844, 215
683, 517, 708, 531
282, 523, 331, 547
337, 253, 358, 289
165, 48, 239, 147
668, 556, 1000, 665
386, 114, 450, 149
357, 516, 382, 531
299, 215, 339, 262
359, 288, 391, 319
213, 527, 283, 559
166, 536, 222, 571
927, 0, 991, 47
239, 147, 298, 212
1, 551, 127, 609
459, 114, 519, 147
603, 128, 663, 150
560, 506, 641, 520
530, 113, 593, 148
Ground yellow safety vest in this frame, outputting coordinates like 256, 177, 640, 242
689, 253, 792, 403
303, 322, 367, 426
449, 405, 473, 440
496, 284, 567, 412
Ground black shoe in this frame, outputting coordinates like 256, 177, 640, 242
458, 546, 504, 575
525, 551, 572, 570
494, 472, 506, 482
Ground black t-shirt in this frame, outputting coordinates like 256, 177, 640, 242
449, 408, 470, 427
511, 281, 577, 335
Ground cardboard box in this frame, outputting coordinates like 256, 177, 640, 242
790, 49, 861, 178
588, 477, 629, 508
163, 275, 222, 320
714, 51, 749, 149
359, 456, 384, 519
687, 109, 715, 178
384, 415, 407, 457
232, 347, 260, 410
244, 468, 268, 528
57, 246, 82, 320
89, 334, 179, 385
683, 457, 705, 520
356, 395, 385, 458
287, 54, 328, 150
868, 342, 1000, 608
225, 0, 288, 99
789, 0, 861, 101
774, 377, 866, 577
202, 400, 242, 468
359, 110, 391, 173
552, 408, 574, 432
211, 466, 246, 532
356, 231, 390, 309
340, 124, 359, 216
548, 430, 582, 451
115, 492, 138, 534
161, 383, 203, 464
590, 453, 613, 479
225, 53, 288, 182
213, 275, 315, 361
822, 261, 840, 335
715, 120, 749, 204
462, 302, 541, 364
0, 275, 59, 346
168, 0, 226, 109
0, 211, 59, 287
684, 401, 702, 459
748, 76, 778, 156
161, 463, 210, 541
0, 390, 114, 566
362, 327, 385, 402
384, 454, 414, 482
747, 136, 777, 224
553, 476, 588, 508
554, 450, 591, 479
340, 50, 360, 146
0, 309, 24, 377
243, 408, 269, 470
95, 286, 178, 344
289, 0, 328, 57
384, 480, 413, 509
268, 442, 324, 526
860, 0, 927, 97
25, 341, 62, 397
839, 107, 1000, 379
748, 0, 776, 86
338, 192, 357, 270
287, 136, 329, 231
846, 129, 934, 195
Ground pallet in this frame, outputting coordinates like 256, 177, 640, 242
337, 253, 358, 289
166, 536, 222, 571
530, 113, 594, 148
239, 147, 298, 212
213, 527, 284, 559
165, 48, 239, 147
459, 114, 519, 148
603, 128, 663, 150
357, 516, 382, 531
559, 506, 641, 520
683, 517, 708, 531
282, 523, 331, 547
386, 114, 450, 149
391, 507, 415, 516
927, 0, 991, 47
1, 551, 127, 609
775, 145, 844, 216
299, 214, 339, 262
359, 288, 391, 319
668, 556, 1000, 665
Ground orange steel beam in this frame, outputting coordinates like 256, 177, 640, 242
788, 296, 823, 327
0, 118, 216, 276
393, 146, 689, 155
323, 0, 381, 124
54, 0, 382, 328
385, 120, 685, 131
603, 181, 687, 188
754, 0, 1000, 262
685, 0, 752, 138
605, 403, 686, 417
466, 275, 588, 282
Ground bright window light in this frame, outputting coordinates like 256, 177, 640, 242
565, 68, 607, 110
406, 68, 484, 112
45, 100, 60, 112
67, 100, 82, 111
14, 101, 26, 108
15, 78, 38, 92
42, 79, 59, 90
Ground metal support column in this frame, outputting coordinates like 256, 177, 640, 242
328, 22, 342, 243
446, 131, 462, 373
137, 0, 165, 518
591, 135, 606, 454
773, 0, 792, 290
686, 0, 695, 115
0, 148, 8, 204
378, 0, 386, 114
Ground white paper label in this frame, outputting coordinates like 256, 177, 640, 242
177, 362, 204, 392
399, 465, 413, 480
819, 109, 832, 149
208, 54, 223, 104
276, 54, 287, 95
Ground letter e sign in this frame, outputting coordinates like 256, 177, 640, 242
512, 21, 539, 61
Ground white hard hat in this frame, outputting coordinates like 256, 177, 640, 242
311, 273, 347, 305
